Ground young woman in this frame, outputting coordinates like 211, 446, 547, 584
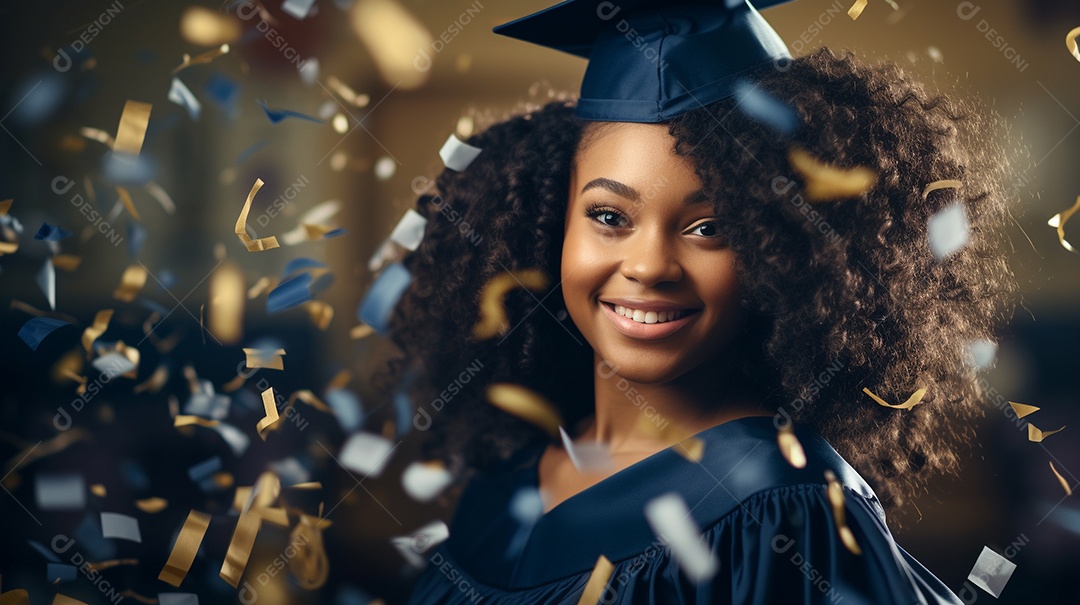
386, 2, 1016, 603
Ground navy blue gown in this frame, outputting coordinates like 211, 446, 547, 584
407, 416, 963, 604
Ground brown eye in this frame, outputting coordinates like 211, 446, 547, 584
689, 221, 720, 238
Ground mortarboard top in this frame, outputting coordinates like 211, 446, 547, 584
494, 0, 796, 123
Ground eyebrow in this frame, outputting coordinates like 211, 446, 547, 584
580, 177, 711, 206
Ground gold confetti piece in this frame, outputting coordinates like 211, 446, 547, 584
232, 486, 253, 513
252, 506, 289, 527
220, 512, 261, 588
1050, 461, 1072, 495
327, 369, 352, 391
247, 276, 274, 299
180, 6, 241, 46
61, 369, 87, 395
1028, 424, 1065, 443
174, 415, 221, 428
326, 75, 368, 107
159, 510, 211, 587
1048, 196, 1080, 253
81, 309, 113, 358
863, 386, 926, 410
221, 373, 248, 393
676, 437, 705, 462
0, 199, 11, 215
85, 558, 137, 572
788, 147, 878, 202
306, 301, 334, 330
286, 481, 323, 490
824, 470, 862, 555
133, 365, 168, 394
0, 242, 17, 255
2, 429, 88, 478
290, 513, 330, 589
290, 389, 333, 414
921, 179, 962, 200
1008, 401, 1040, 419
112, 264, 147, 303
1068, 26, 1080, 62
119, 591, 157, 604
0, 588, 30, 605
213, 472, 234, 489
235, 179, 280, 252
90, 484, 106, 497
113, 100, 152, 157
577, 554, 615, 605
244, 347, 285, 370
302, 223, 337, 240
51, 254, 82, 271
79, 126, 115, 147
115, 186, 140, 221
257, 387, 282, 440
52, 595, 88, 605
350, 323, 375, 339
847, 0, 867, 20
473, 269, 550, 339
134, 497, 168, 513
486, 383, 563, 437
172, 43, 230, 75
209, 261, 245, 345
778, 424, 807, 468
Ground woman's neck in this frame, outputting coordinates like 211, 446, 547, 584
578, 352, 772, 454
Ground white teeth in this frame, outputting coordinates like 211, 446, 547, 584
611, 304, 685, 324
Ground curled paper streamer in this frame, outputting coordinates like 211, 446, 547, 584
486, 383, 563, 438
174, 415, 221, 428
439, 133, 482, 171
1050, 461, 1072, 496
847, 0, 867, 20
288, 514, 330, 589
256, 387, 281, 440
578, 555, 615, 605
473, 269, 549, 339
788, 147, 877, 202
158, 510, 211, 587
863, 386, 926, 410
824, 470, 862, 555
235, 179, 280, 252
778, 424, 807, 469
82, 309, 113, 357
114, 100, 152, 157
116, 186, 140, 221
172, 44, 229, 75
113, 264, 148, 303
1067, 26, 1080, 63
1028, 424, 1065, 443
1048, 196, 1080, 253
220, 513, 261, 587
921, 179, 962, 200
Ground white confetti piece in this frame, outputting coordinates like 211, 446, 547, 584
389, 209, 427, 251
966, 339, 998, 371
644, 493, 718, 583
401, 461, 453, 503
967, 546, 1016, 598
927, 201, 970, 260
374, 156, 396, 180
438, 133, 482, 171
299, 58, 320, 86
101, 511, 142, 542
339, 432, 395, 478
282, 0, 317, 19
559, 427, 615, 474
390, 520, 449, 568
158, 594, 199, 605
92, 352, 137, 379
37, 258, 55, 310
35, 473, 86, 510
168, 78, 201, 120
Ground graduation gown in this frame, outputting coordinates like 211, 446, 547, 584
407, 416, 963, 604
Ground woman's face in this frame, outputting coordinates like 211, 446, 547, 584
561, 122, 743, 384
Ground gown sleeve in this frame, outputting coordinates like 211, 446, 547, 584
647, 483, 965, 605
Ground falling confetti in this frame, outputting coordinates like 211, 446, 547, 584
863, 386, 926, 410
473, 269, 549, 339
787, 147, 877, 202
486, 383, 563, 437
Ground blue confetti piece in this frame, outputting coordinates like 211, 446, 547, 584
188, 456, 222, 482
235, 140, 268, 164
74, 513, 117, 560
324, 227, 347, 238
27, 539, 61, 562
357, 263, 412, 335
326, 388, 363, 432
335, 586, 375, 605
47, 563, 78, 583
267, 272, 313, 313
128, 222, 147, 258
121, 459, 150, 490
394, 391, 412, 437
10, 74, 67, 125
34, 222, 73, 241
205, 73, 240, 119
103, 150, 156, 185
283, 257, 327, 277
257, 99, 324, 124
733, 79, 799, 136
18, 316, 72, 350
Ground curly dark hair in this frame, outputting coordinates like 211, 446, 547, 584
374, 46, 1018, 517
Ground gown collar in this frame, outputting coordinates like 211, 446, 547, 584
446, 415, 881, 590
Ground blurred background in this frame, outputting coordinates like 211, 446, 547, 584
1, 0, 1079, 603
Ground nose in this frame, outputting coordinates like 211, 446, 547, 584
619, 229, 684, 287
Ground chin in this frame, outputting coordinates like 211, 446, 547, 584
598, 354, 688, 385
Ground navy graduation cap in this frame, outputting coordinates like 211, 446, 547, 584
494, 0, 795, 123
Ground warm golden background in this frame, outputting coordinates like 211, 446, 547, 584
1, 0, 1079, 603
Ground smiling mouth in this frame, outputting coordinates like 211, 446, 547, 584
602, 302, 699, 324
